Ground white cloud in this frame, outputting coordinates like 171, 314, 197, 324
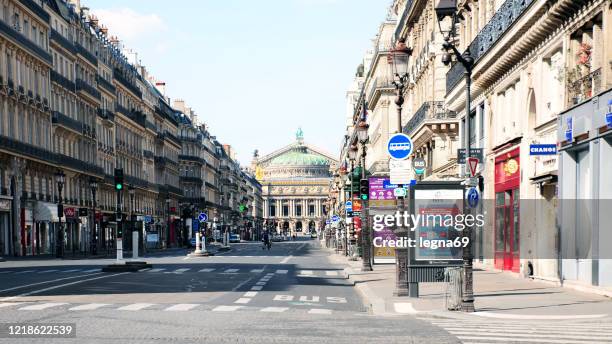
92, 8, 167, 42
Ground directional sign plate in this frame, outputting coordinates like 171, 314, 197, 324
198, 212, 208, 222
387, 133, 413, 160
467, 187, 479, 208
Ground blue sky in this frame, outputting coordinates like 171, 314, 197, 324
86, 0, 390, 165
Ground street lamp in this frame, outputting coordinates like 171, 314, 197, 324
356, 119, 372, 272
435, 0, 475, 313
165, 196, 171, 248
89, 177, 98, 255
55, 170, 65, 258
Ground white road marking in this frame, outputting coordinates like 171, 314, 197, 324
273, 295, 294, 301
164, 304, 199, 311
37, 269, 58, 273
0, 271, 13, 274
308, 308, 332, 314
199, 268, 215, 272
224, 268, 239, 273
325, 271, 338, 276
261, 307, 288, 313
213, 305, 242, 312
243, 291, 258, 297
394, 302, 417, 314
234, 298, 251, 304
299, 296, 319, 302
298, 270, 313, 276
255, 281, 266, 286
280, 256, 292, 264
231, 277, 254, 292
250, 286, 263, 291
472, 312, 608, 320
169, 268, 190, 274
82, 269, 100, 273
63, 269, 82, 273
0, 272, 109, 297
327, 297, 347, 303
69, 303, 110, 311
147, 268, 166, 273
250, 269, 264, 273
14, 270, 35, 274
260, 276, 272, 281
117, 303, 155, 311
275, 269, 288, 274
19, 302, 67, 310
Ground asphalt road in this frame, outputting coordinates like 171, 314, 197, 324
0, 237, 459, 344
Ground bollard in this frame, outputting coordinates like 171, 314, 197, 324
132, 231, 138, 259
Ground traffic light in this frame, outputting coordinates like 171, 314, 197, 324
114, 168, 124, 191
359, 179, 369, 200
239, 204, 246, 213
117, 223, 123, 238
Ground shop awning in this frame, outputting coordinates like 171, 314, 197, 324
529, 172, 558, 185
35, 202, 59, 222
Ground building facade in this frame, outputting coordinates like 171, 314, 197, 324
255, 130, 336, 234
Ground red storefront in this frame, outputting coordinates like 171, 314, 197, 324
494, 148, 520, 272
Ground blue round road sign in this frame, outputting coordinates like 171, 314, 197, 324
467, 188, 479, 208
387, 133, 413, 160
198, 212, 208, 222
332, 215, 340, 222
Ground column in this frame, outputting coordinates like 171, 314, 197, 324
277, 199, 281, 217
263, 199, 267, 218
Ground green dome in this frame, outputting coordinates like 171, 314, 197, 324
269, 148, 329, 166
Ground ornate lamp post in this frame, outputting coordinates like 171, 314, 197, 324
89, 177, 98, 255
388, 36, 413, 296
347, 145, 358, 259
435, 0, 475, 312
356, 118, 372, 272
55, 170, 65, 258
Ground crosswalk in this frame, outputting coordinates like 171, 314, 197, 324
427, 318, 612, 344
0, 267, 345, 277
0, 301, 337, 315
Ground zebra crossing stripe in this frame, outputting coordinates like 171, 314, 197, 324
19, 303, 67, 310
199, 268, 215, 272
15, 270, 35, 274
69, 303, 110, 311
243, 291, 257, 297
117, 303, 155, 311
250, 286, 263, 291
261, 307, 288, 313
308, 308, 332, 314
82, 269, 100, 273
298, 270, 313, 276
234, 298, 251, 304
0, 271, 13, 274
38, 269, 58, 273
213, 305, 242, 312
250, 269, 264, 273
224, 269, 239, 273
164, 304, 199, 311
148, 268, 166, 273
275, 270, 288, 274
325, 271, 338, 276
172, 268, 190, 274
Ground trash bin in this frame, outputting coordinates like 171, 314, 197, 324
444, 267, 463, 311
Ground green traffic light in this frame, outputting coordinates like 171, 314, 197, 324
116, 183, 123, 190
360, 194, 368, 200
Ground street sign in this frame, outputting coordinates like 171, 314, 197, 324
382, 180, 398, 189
457, 148, 484, 164
393, 187, 407, 198
64, 207, 76, 218
390, 159, 411, 185
345, 201, 353, 211
387, 133, 413, 160
331, 215, 340, 222
144, 215, 153, 223
565, 117, 573, 142
467, 187, 479, 208
325, 220, 330, 225
467, 157, 479, 177
198, 212, 208, 222
529, 144, 557, 155
412, 157, 426, 175
607, 99, 612, 128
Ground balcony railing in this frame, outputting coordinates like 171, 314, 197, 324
50, 70, 75, 91
143, 150, 154, 159
97, 108, 115, 122
394, 0, 414, 40
75, 79, 101, 100
0, 135, 55, 164
57, 153, 104, 176
116, 105, 145, 127
96, 75, 116, 94
75, 43, 98, 66
113, 68, 142, 98
446, 0, 535, 93
164, 130, 180, 146
52, 111, 82, 133
167, 185, 183, 196
0, 20, 52, 64
19, 0, 50, 22
49, 29, 75, 54
178, 154, 205, 164
567, 68, 602, 107
366, 77, 395, 106
180, 176, 204, 184
403, 101, 457, 136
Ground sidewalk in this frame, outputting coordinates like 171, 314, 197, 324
327, 249, 612, 320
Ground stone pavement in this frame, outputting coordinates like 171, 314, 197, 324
327, 248, 612, 320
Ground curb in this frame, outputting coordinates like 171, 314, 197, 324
344, 267, 387, 315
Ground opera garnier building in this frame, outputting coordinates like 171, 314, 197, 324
252, 129, 337, 234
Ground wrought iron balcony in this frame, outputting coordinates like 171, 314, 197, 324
96, 75, 115, 94
75, 79, 101, 100
97, 108, 115, 122
57, 153, 104, 176
178, 154, 205, 164
567, 68, 602, 107
19, 0, 50, 22
402, 101, 457, 136
75, 43, 98, 66
155, 156, 178, 167
394, 0, 414, 40
0, 20, 52, 64
167, 185, 183, 196
164, 130, 180, 146
367, 77, 395, 106
446, 0, 535, 93
0, 135, 56, 164
49, 29, 75, 54
113, 68, 142, 98
116, 105, 145, 127
143, 149, 154, 159
125, 175, 150, 189
180, 176, 204, 184
50, 70, 75, 92
52, 111, 82, 133
145, 120, 156, 131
